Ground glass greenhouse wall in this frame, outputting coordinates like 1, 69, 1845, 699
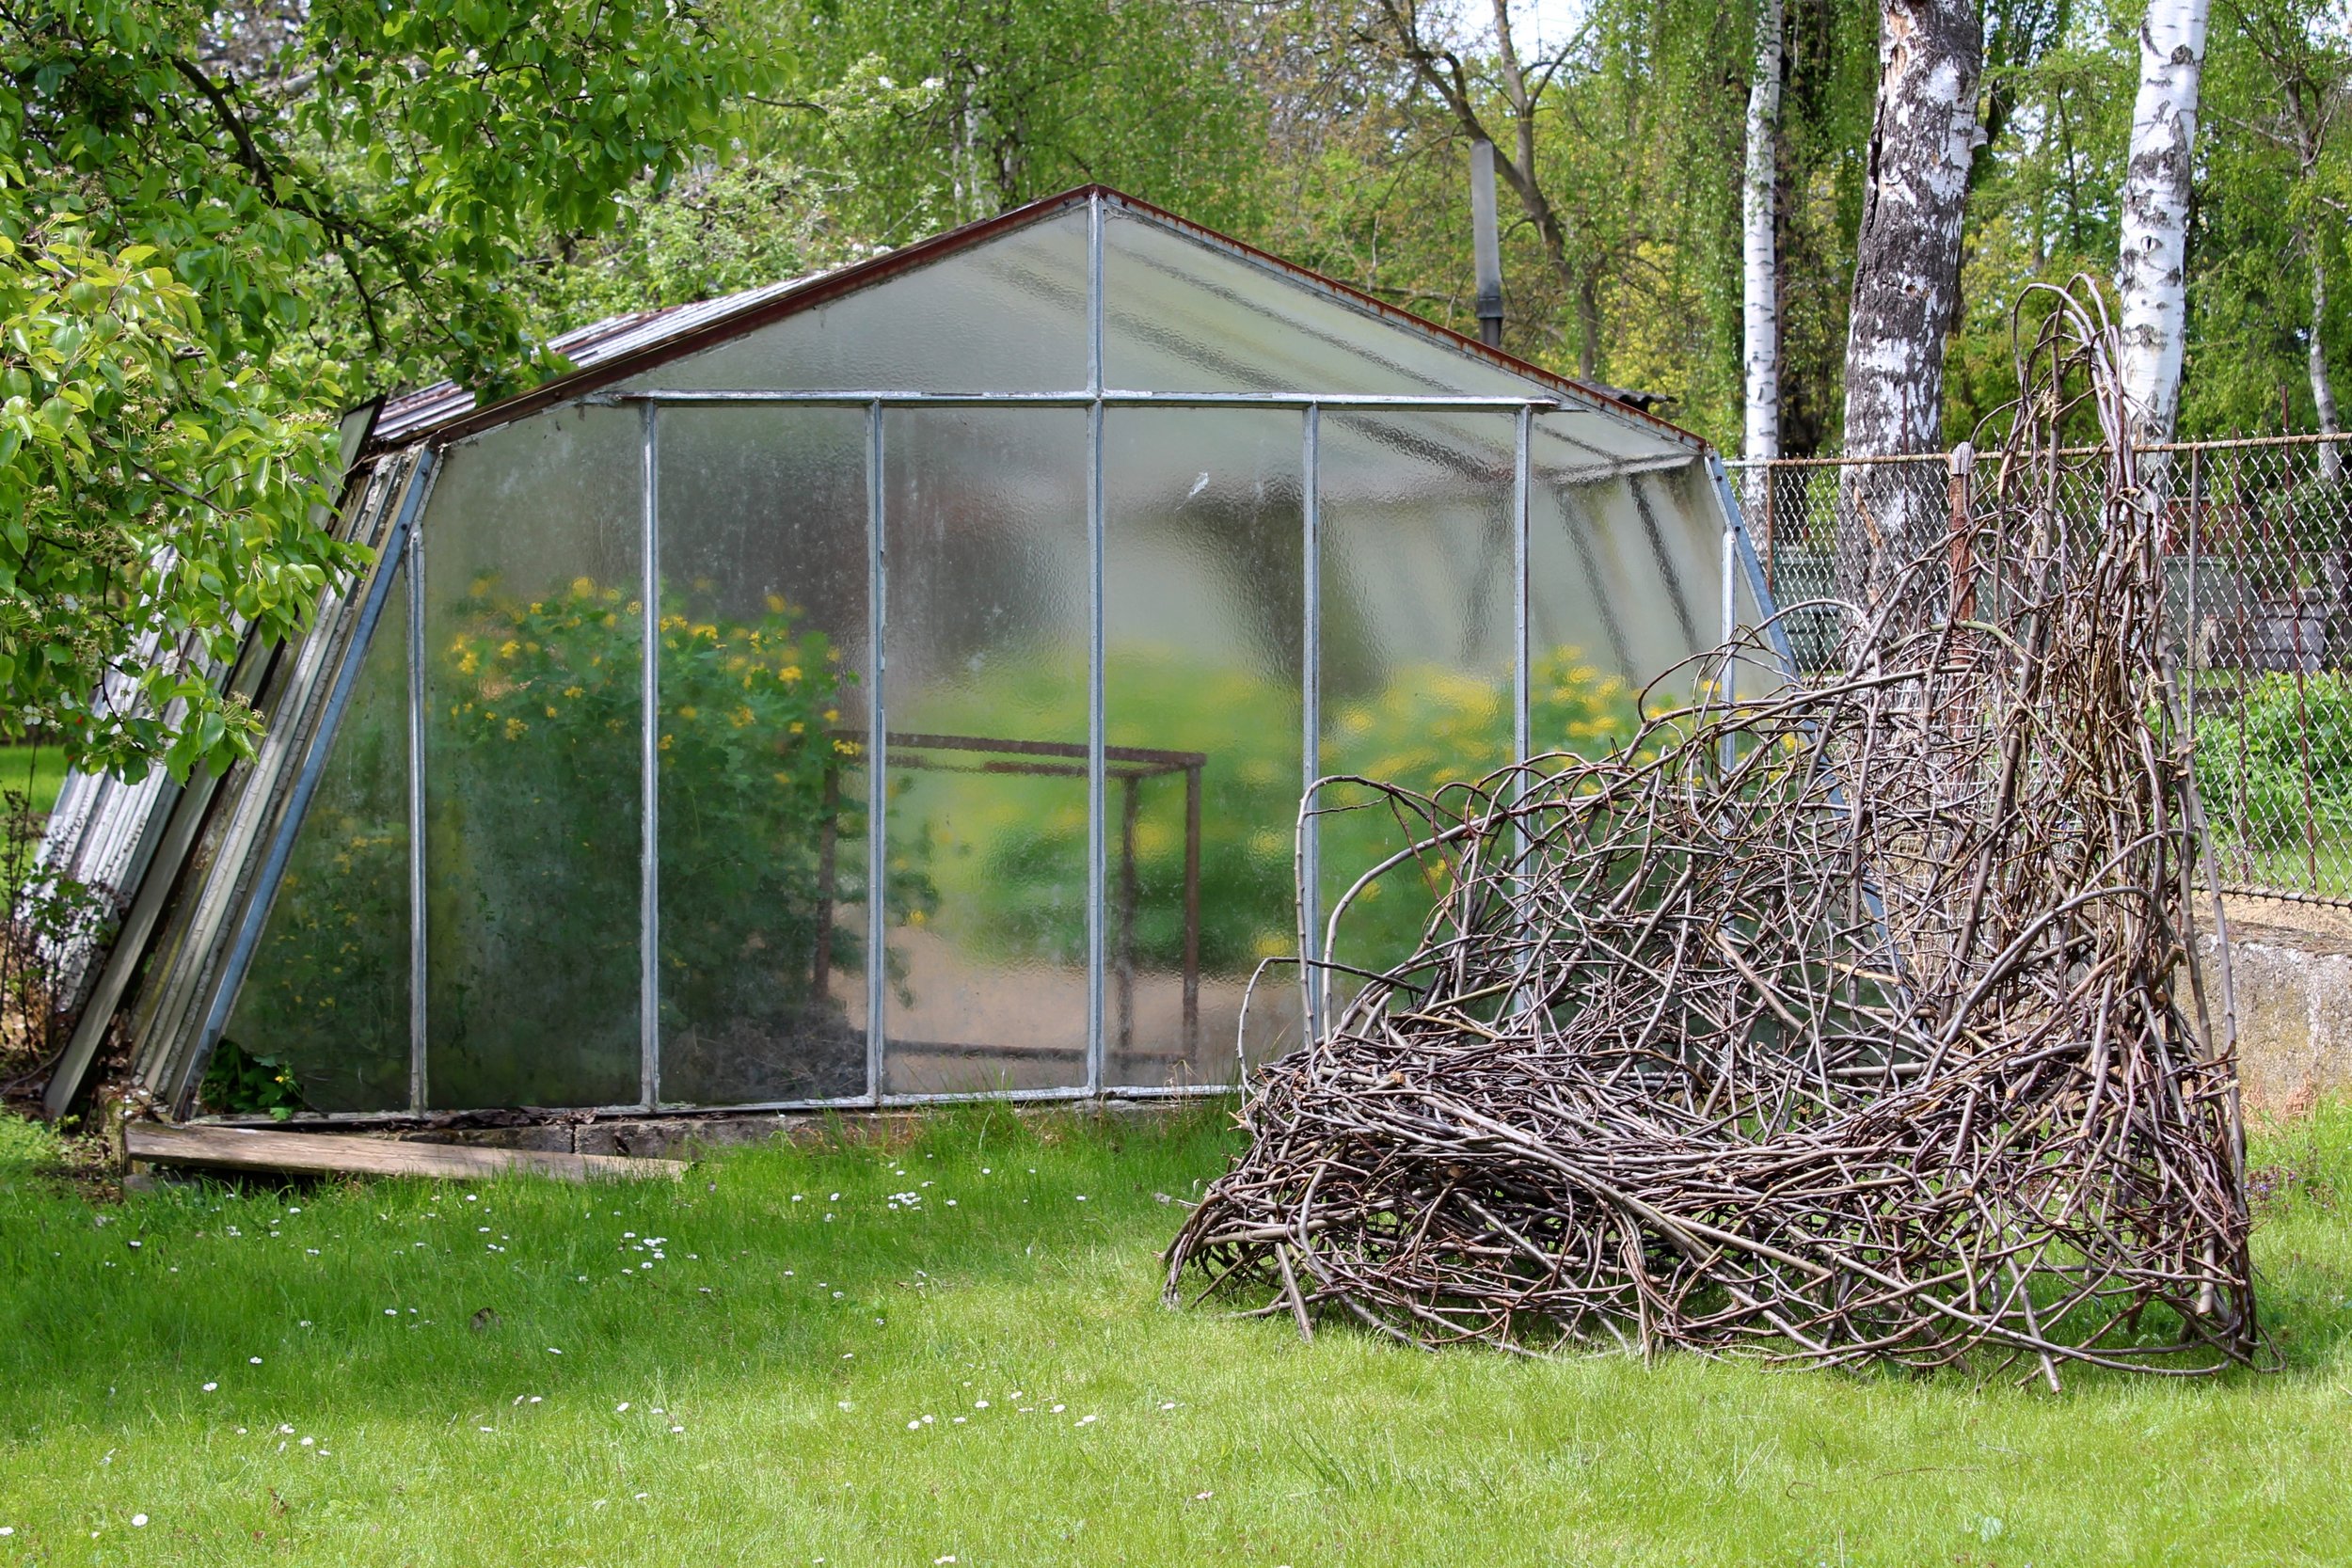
54, 188, 1778, 1121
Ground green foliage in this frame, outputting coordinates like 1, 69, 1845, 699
743, 0, 1269, 236
0, 0, 745, 779
2195, 671, 2352, 848
0, 784, 114, 1076
0, 210, 350, 777
196, 1037, 305, 1119
430, 578, 933, 1077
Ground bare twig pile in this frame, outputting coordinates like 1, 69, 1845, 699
1168, 282, 2261, 1382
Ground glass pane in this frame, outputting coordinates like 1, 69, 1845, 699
217, 562, 411, 1114
655, 407, 870, 1105
423, 406, 643, 1110
622, 209, 1088, 393
1105, 211, 1671, 424
1533, 453, 1720, 721
1316, 412, 1517, 985
882, 407, 1089, 1095
1104, 408, 1305, 1087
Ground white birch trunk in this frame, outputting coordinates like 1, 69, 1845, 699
2117, 0, 2211, 448
2312, 243, 2343, 484
1838, 0, 1982, 610
1743, 0, 1785, 469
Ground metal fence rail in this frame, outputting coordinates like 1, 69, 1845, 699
1730, 433, 2352, 906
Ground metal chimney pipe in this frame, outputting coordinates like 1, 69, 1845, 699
1470, 139, 1504, 348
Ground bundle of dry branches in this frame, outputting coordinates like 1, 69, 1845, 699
1168, 282, 2262, 1383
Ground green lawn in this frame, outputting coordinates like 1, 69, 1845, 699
0, 743, 70, 821
1, 1104, 2348, 1566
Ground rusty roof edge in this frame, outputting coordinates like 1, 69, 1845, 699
372, 183, 1710, 457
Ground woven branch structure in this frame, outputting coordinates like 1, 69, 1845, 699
1168, 283, 2262, 1382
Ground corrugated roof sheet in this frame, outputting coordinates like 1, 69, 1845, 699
373, 273, 817, 445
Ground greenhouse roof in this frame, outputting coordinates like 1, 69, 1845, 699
367, 185, 1706, 455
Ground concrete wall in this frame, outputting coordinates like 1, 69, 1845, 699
2205, 920, 2352, 1118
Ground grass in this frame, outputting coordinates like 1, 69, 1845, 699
0, 1106, 2348, 1567
0, 744, 69, 821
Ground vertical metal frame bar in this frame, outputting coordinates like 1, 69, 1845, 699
1512, 406, 1533, 768
406, 471, 429, 1114
1085, 191, 1107, 1097
639, 403, 660, 1110
1707, 454, 1799, 674
865, 402, 888, 1105
1300, 403, 1323, 1045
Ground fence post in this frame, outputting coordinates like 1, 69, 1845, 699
1947, 441, 1976, 624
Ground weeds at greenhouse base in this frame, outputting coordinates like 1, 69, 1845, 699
1169, 281, 2265, 1384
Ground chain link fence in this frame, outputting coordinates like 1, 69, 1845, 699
1730, 433, 2352, 906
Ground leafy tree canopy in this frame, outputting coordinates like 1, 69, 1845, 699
0, 0, 746, 777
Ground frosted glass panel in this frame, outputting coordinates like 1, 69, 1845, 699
655, 408, 870, 1105
623, 210, 1088, 393
882, 408, 1089, 1094
1104, 408, 1305, 1086
1316, 413, 1517, 982
423, 406, 642, 1109
1532, 456, 1719, 721
218, 562, 411, 1113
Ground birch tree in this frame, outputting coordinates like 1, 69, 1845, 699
2221, 0, 2348, 479
2117, 0, 2214, 447
1838, 0, 1983, 606
1743, 0, 1787, 468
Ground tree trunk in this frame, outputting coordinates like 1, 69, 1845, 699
2117, 0, 2211, 448
2312, 240, 2343, 484
1837, 0, 1982, 614
1743, 0, 1786, 470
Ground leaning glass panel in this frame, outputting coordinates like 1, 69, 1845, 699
1315, 411, 1517, 986
621, 208, 1089, 394
882, 407, 1089, 1095
423, 405, 643, 1109
215, 561, 412, 1114
654, 407, 870, 1105
1533, 448, 1719, 718
1104, 408, 1305, 1088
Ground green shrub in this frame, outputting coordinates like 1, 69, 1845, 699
2194, 672, 2352, 848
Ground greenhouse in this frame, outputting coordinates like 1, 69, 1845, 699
42, 186, 1774, 1123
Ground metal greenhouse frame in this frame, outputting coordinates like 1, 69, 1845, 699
41, 186, 1784, 1125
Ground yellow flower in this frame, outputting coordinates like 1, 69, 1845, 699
675, 705, 698, 721
498, 640, 519, 659
787, 721, 804, 735
779, 665, 802, 684
528, 602, 544, 615
691, 623, 717, 640
659, 734, 674, 752
765, 593, 787, 613
730, 706, 754, 728
456, 651, 479, 675
823, 708, 839, 722
908, 909, 928, 927
504, 718, 528, 739
627, 600, 643, 615
562, 686, 584, 700
833, 738, 860, 756
544, 705, 558, 720
571, 577, 596, 597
